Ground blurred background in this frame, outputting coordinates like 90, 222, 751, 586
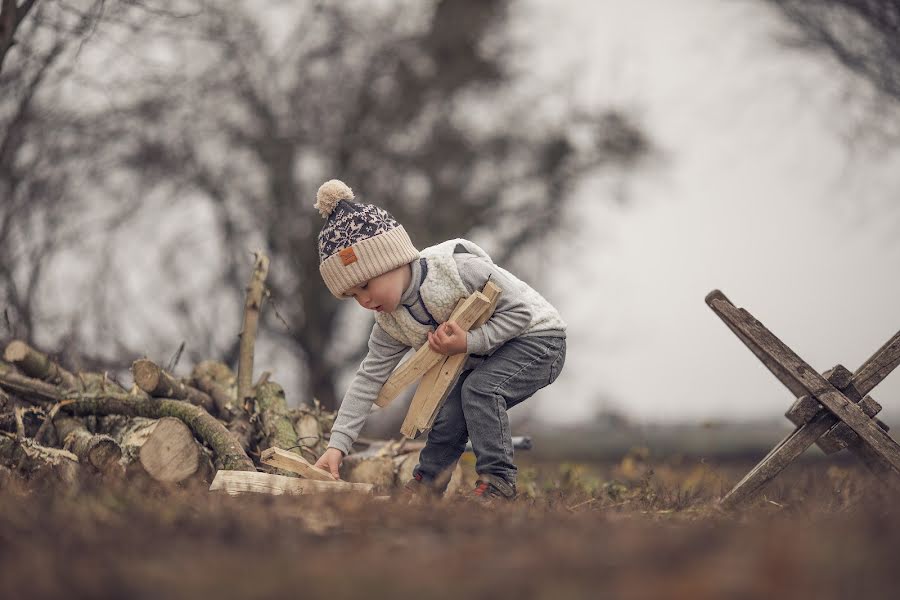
2, 0, 898, 459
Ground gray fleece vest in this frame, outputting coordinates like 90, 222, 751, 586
374, 238, 565, 349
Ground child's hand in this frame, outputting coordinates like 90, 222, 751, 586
428, 321, 468, 356
314, 448, 344, 480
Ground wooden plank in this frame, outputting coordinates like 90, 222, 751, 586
708, 294, 900, 473
706, 290, 808, 399
721, 411, 836, 509
405, 281, 502, 438
852, 330, 900, 397
817, 396, 883, 455
375, 291, 492, 408
418, 355, 468, 433
785, 395, 821, 427
400, 356, 447, 438
398, 298, 469, 437
260, 447, 336, 481
209, 470, 373, 496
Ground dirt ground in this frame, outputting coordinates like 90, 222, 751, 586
1, 454, 897, 600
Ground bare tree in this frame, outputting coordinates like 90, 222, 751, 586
95, 0, 652, 410
766, 0, 900, 102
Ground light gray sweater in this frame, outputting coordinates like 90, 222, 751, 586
327, 252, 566, 455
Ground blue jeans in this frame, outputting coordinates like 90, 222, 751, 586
414, 335, 567, 487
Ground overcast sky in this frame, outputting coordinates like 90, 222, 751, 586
511, 0, 900, 425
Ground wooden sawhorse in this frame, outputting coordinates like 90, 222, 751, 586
706, 290, 900, 508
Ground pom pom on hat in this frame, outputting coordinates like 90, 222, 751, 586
315, 179, 354, 218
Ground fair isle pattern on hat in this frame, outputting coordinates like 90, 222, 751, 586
314, 179, 420, 298
317, 200, 401, 262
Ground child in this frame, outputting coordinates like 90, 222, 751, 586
312, 179, 567, 501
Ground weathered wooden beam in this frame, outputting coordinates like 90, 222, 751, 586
784, 395, 822, 427
375, 291, 492, 408
209, 470, 373, 496
852, 329, 900, 397
260, 447, 335, 481
818, 407, 889, 455
706, 290, 809, 398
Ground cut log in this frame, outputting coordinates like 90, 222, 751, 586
375, 290, 492, 408
255, 382, 300, 468
3, 340, 78, 390
58, 390, 255, 471
191, 361, 252, 450
132, 359, 216, 414
139, 417, 206, 483
55, 416, 122, 476
209, 470, 373, 496
237, 251, 269, 408
260, 447, 335, 481
340, 455, 396, 488
0, 434, 79, 485
0, 364, 62, 405
291, 410, 327, 461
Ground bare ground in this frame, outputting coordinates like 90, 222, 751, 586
1, 455, 897, 600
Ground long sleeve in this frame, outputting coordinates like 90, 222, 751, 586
327, 323, 410, 455
454, 254, 534, 356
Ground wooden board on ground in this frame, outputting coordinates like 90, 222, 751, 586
260, 446, 335, 481
375, 291, 492, 408
209, 470, 373, 496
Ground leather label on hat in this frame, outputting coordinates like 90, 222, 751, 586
339, 247, 358, 266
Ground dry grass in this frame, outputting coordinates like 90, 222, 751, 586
0, 452, 897, 600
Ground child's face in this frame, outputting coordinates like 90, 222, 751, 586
343, 264, 411, 313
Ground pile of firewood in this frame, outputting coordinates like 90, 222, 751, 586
0, 252, 466, 493
0, 338, 466, 492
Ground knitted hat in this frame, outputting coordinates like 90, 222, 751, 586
315, 179, 420, 298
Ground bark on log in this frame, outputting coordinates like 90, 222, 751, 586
55, 416, 122, 476
191, 361, 252, 451
109, 416, 210, 483
0, 434, 79, 485
0, 363, 59, 405
237, 252, 269, 408
291, 410, 327, 462
132, 359, 216, 414
4, 340, 78, 390
255, 382, 302, 476
340, 455, 396, 488
61, 393, 255, 472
